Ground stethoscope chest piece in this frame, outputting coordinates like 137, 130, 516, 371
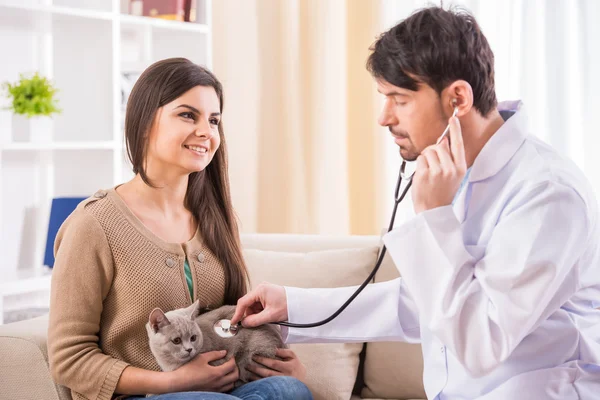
213, 319, 239, 338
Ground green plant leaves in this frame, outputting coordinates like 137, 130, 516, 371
2, 72, 62, 118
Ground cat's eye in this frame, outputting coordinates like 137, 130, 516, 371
190, 335, 197, 342
172, 338, 182, 345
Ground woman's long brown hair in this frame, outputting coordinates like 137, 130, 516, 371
124, 57, 249, 304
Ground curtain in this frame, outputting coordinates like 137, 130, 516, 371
212, 0, 388, 235
212, 0, 600, 234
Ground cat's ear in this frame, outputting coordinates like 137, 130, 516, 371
184, 300, 202, 320
149, 308, 170, 333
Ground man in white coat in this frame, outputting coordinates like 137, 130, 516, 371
232, 6, 600, 399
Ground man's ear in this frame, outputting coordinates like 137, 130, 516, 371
443, 80, 473, 117
149, 308, 170, 333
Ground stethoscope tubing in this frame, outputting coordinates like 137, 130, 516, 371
272, 163, 412, 328
269, 107, 457, 329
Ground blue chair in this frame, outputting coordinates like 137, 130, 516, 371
43, 197, 87, 268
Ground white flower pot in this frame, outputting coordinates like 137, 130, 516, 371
12, 114, 54, 142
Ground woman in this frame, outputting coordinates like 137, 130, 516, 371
47, 58, 312, 400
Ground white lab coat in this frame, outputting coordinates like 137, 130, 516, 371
283, 101, 600, 399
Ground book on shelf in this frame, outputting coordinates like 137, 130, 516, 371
128, 0, 200, 23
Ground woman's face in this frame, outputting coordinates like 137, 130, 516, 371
146, 85, 221, 177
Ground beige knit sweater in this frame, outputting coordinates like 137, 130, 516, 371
47, 187, 227, 400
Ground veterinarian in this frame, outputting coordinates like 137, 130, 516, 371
232, 6, 600, 399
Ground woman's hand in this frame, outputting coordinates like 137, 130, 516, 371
246, 348, 307, 383
168, 350, 239, 393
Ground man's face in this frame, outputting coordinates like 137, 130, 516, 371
377, 79, 448, 161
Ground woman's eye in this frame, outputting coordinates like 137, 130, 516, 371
209, 119, 220, 126
172, 338, 182, 345
190, 335, 197, 342
180, 112, 196, 121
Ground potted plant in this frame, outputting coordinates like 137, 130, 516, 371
2, 72, 61, 142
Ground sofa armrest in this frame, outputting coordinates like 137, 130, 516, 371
0, 314, 71, 400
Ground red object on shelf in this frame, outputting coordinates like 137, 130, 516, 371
140, 0, 186, 21
183, 0, 192, 22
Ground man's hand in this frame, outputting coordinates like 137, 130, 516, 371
231, 283, 288, 327
412, 116, 467, 214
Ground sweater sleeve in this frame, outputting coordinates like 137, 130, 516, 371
47, 204, 129, 400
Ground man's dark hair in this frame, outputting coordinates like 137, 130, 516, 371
367, 6, 497, 116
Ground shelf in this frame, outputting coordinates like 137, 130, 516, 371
1, 141, 116, 150
0, 3, 208, 33
0, 266, 52, 296
0, 2, 113, 22
0, 0, 211, 282
120, 13, 209, 33
0, 3, 208, 34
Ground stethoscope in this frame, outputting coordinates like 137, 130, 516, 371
214, 106, 458, 336
213, 165, 412, 337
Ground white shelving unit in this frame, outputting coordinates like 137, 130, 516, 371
0, 0, 212, 322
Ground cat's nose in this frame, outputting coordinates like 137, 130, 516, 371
186, 348, 192, 354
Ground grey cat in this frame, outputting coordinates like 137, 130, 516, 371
146, 300, 287, 384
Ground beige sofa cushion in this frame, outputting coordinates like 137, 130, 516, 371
243, 246, 380, 400
361, 250, 426, 400
0, 314, 72, 400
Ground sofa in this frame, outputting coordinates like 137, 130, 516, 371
0, 233, 426, 400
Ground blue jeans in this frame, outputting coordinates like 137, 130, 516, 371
128, 376, 313, 400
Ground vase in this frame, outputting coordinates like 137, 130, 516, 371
11, 114, 53, 143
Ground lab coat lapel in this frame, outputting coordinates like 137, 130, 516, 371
469, 101, 528, 183
452, 101, 528, 222
453, 183, 470, 223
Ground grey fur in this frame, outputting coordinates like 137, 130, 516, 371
145, 303, 204, 372
146, 300, 287, 384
